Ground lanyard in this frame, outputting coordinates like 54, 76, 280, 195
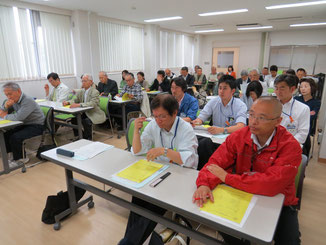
220, 97, 234, 126
160, 117, 180, 149
282, 99, 295, 123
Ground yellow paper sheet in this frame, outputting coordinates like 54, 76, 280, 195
35, 99, 46, 102
116, 159, 163, 183
202, 125, 210, 128
0, 120, 12, 124
200, 185, 253, 224
122, 93, 130, 101
64, 105, 71, 108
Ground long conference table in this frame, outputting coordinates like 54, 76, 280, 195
37, 100, 93, 139
41, 139, 284, 244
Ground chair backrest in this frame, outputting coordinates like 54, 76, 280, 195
295, 154, 308, 210
126, 118, 150, 151
99, 96, 109, 116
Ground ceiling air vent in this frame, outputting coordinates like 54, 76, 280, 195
236, 23, 260, 27
268, 16, 303, 22
189, 23, 214, 27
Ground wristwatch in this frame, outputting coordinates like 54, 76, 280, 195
223, 128, 228, 134
163, 148, 168, 157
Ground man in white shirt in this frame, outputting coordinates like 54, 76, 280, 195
264, 65, 278, 88
119, 94, 198, 245
274, 74, 310, 145
45, 73, 70, 102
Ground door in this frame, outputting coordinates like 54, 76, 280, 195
212, 47, 240, 75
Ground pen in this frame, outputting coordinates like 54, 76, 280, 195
150, 172, 171, 187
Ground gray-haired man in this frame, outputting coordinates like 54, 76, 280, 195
0, 82, 44, 166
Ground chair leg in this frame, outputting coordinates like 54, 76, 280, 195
311, 135, 315, 159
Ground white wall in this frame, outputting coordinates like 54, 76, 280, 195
199, 32, 262, 77
269, 28, 326, 46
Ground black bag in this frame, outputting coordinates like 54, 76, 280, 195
41, 186, 86, 224
36, 144, 57, 160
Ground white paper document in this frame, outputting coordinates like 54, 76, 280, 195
73, 142, 114, 160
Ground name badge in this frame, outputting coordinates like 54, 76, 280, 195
286, 123, 296, 134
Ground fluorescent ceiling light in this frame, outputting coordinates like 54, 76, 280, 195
199, 9, 248, 17
266, 1, 326, 10
144, 16, 182, 23
195, 29, 224, 33
290, 22, 326, 27
238, 26, 273, 31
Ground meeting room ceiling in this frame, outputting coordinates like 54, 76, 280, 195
19, 0, 326, 34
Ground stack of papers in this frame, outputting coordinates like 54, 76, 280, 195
0, 119, 12, 124
200, 185, 257, 227
194, 125, 211, 131
73, 142, 114, 160
112, 159, 169, 188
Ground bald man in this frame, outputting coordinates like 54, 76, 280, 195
97, 71, 118, 97
193, 97, 301, 244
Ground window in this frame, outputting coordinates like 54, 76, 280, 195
98, 21, 144, 72
0, 5, 74, 80
160, 30, 194, 68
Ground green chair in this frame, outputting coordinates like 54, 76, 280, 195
295, 154, 308, 210
99, 96, 114, 137
126, 118, 150, 151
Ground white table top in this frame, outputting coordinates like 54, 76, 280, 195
42, 139, 284, 244
37, 100, 93, 114
0, 119, 23, 130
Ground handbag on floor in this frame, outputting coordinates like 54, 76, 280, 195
41, 187, 86, 224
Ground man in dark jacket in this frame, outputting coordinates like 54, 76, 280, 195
97, 71, 118, 97
149, 70, 171, 93
179, 66, 195, 86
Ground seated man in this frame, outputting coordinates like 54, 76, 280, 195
45, 72, 70, 102
171, 77, 198, 122
248, 68, 268, 95
179, 66, 195, 86
165, 68, 176, 81
0, 82, 44, 166
193, 97, 301, 245
116, 73, 143, 124
207, 66, 218, 82
194, 67, 207, 89
97, 71, 118, 97
264, 65, 278, 88
63, 74, 106, 140
149, 70, 170, 93
119, 94, 198, 245
274, 74, 310, 146
234, 69, 250, 98
192, 75, 247, 168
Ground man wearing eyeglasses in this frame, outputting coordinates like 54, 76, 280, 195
193, 96, 302, 245
119, 94, 198, 245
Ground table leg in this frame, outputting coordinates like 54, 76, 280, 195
0, 131, 9, 174
76, 113, 83, 139
122, 103, 126, 132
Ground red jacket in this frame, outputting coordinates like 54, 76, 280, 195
196, 125, 302, 206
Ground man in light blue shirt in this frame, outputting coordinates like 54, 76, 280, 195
192, 75, 247, 169
120, 94, 198, 245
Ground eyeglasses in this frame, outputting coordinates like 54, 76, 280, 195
248, 113, 279, 123
153, 114, 169, 120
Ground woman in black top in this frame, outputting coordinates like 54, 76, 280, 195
295, 78, 321, 135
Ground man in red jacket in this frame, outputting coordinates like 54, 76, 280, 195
193, 96, 301, 245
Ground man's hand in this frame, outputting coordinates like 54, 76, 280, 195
191, 118, 203, 127
207, 126, 223, 135
128, 94, 134, 99
146, 147, 164, 161
62, 101, 69, 106
116, 94, 120, 97
4, 99, 15, 109
207, 164, 227, 182
311, 111, 316, 116
44, 84, 49, 96
70, 103, 80, 108
0, 109, 8, 118
192, 185, 214, 207
100, 92, 104, 96
134, 117, 146, 130
146, 88, 150, 92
